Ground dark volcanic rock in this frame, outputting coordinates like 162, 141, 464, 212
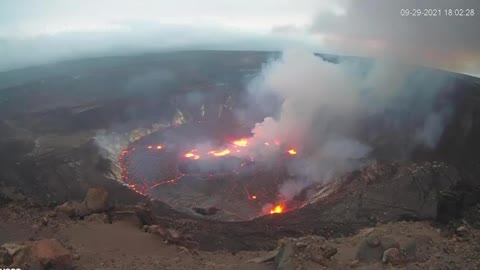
305, 161, 468, 224
192, 207, 220, 216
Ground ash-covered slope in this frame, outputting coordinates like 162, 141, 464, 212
0, 56, 244, 216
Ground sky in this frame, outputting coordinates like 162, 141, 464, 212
0, 0, 479, 76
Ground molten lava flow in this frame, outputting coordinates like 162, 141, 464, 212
270, 204, 284, 214
233, 138, 248, 147
209, 149, 231, 157
119, 128, 305, 220
185, 152, 200, 160
287, 148, 297, 155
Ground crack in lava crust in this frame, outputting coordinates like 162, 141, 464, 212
119, 122, 304, 221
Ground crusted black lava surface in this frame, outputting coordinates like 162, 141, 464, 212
120, 121, 303, 221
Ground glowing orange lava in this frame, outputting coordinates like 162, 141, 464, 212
233, 138, 248, 147
287, 149, 297, 155
209, 149, 231, 157
270, 204, 284, 214
184, 152, 200, 160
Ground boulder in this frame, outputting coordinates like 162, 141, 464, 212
356, 235, 401, 263
1, 242, 30, 266
382, 248, 404, 265
366, 235, 380, 247
2, 243, 27, 256
402, 235, 433, 262
356, 238, 384, 263
84, 187, 109, 212
0, 247, 13, 266
55, 202, 76, 218
30, 239, 72, 268
403, 239, 417, 262
56, 200, 93, 218
73, 201, 91, 217
321, 246, 338, 259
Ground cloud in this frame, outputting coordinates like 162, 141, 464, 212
0, 23, 321, 72
271, 25, 302, 35
0, 0, 478, 76
309, 0, 480, 75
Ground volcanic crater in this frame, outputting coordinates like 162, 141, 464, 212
1, 51, 480, 252
119, 119, 304, 221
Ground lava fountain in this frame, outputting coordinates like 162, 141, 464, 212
269, 204, 285, 214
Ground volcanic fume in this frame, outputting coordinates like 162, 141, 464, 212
243, 49, 453, 201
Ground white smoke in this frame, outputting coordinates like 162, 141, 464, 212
246, 49, 454, 200
94, 130, 131, 162
249, 49, 359, 148
416, 109, 452, 148
93, 130, 132, 181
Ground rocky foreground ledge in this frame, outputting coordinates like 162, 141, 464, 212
0, 178, 480, 269
1, 186, 480, 269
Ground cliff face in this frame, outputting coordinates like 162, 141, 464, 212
434, 77, 480, 165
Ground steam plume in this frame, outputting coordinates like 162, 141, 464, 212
245, 49, 454, 200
